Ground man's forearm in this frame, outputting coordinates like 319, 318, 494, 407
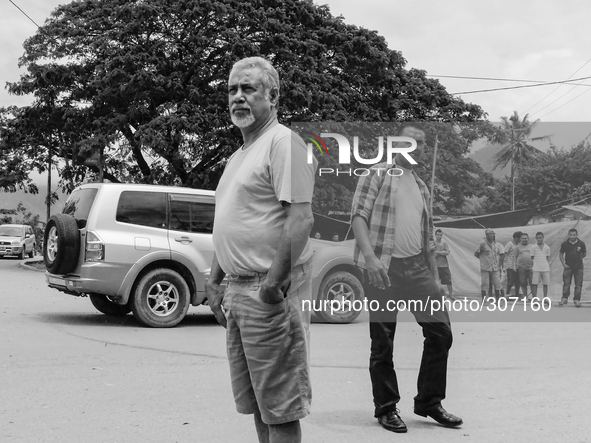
266, 204, 314, 287
351, 216, 375, 259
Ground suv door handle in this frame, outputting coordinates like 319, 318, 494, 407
174, 236, 193, 244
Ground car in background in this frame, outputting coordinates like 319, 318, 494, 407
0, 224, 36, 259
310, 238, 363, 324
44, 183, 215, 328
43, 183, 363, 327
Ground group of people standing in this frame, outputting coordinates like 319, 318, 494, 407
471, 228, 586, 306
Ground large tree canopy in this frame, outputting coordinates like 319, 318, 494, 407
3, 0, 488, 212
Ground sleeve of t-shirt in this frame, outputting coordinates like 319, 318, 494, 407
559, 242, 566, 253
269, 130, 317, 204
477, 240, 486, 253
581, 242, 587, 256
498, 243, 505, 254
444, 242, 450, 253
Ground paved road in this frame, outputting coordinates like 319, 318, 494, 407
1, 257, 590, 442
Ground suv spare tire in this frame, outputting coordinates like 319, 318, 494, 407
44, 214, 80, 275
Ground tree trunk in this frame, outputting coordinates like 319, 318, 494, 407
46, 153, 52, 223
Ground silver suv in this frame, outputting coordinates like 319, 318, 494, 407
0, 224, 36, 259
44, 183, 215, 328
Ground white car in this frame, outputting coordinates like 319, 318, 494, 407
310, 238, 364, 324
0, 224, 36, 259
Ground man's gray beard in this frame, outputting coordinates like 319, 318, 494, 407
231, 112, 255, 128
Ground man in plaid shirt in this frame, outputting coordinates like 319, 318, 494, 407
351, 123, 462, 434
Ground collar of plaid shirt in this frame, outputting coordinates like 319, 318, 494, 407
350, 165, 434, 270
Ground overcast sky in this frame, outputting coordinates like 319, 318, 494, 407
2, 0, 590, 124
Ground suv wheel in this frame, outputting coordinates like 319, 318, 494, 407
130, 268, 190, 328
89, 293, 132, 316
28, 244, 36, 258
18, 247, 26, 260
316, 271, 364, 324
44, 214, 80, 274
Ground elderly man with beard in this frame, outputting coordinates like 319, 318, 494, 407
206, 57, 317, 443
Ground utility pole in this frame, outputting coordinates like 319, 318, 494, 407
430, 135, 439, 215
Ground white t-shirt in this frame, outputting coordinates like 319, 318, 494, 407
213, 122, 317, 276
531, 243, 550, 272
391, 168, 423, 258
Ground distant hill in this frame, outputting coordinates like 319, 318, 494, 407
469, 143, 509, 179
0, 182, 64, 223
469, 142, 552, 179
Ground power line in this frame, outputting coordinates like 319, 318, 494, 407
449, 76, 591, 95
7, 0, 42, 29
529, 76, 590, 119
429, 74, 591, 87
429, 74, 548, 83
522, 55, 591, 115
537, 87, 591, 120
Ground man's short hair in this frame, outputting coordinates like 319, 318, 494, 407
521, 233, 529, 238
569, 228, 578, 235
435, 229, 443, 234
230, 56, 280, 97
513, 231, 522, 239
397, 122, 425, 136
536, 231, 544, 237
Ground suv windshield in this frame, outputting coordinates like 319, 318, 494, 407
0, 226, 23, 237
63, 188, 99, 228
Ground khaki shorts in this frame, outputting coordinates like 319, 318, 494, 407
532, 271, 550, 285
481, 270, 501, 291
222, 261, 312, 425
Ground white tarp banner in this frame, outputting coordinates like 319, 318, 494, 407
440, 220, 591, 298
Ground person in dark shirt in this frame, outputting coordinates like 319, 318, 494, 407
559, 228, 587, 307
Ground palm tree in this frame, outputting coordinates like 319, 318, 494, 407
492, 111, 551, 210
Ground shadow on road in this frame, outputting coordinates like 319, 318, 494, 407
34, 311, 220, 328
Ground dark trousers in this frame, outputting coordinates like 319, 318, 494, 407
506, 269, 520, 296
518, 268, 532, 296
563, 267, 584, 301
365, 253, 453, 418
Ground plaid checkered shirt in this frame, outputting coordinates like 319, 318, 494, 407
350, 163, 435, 270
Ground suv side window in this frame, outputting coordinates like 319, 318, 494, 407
116, 191, 167, 229
169, 194, 215, 234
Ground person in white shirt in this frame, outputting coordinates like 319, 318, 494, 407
530, 232, 551, 299
503, 231, 522, 298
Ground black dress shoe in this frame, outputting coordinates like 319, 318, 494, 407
377, 409, 407, 433
414, 405, 463, 427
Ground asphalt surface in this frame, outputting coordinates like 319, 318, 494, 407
1, 257, 590, 443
